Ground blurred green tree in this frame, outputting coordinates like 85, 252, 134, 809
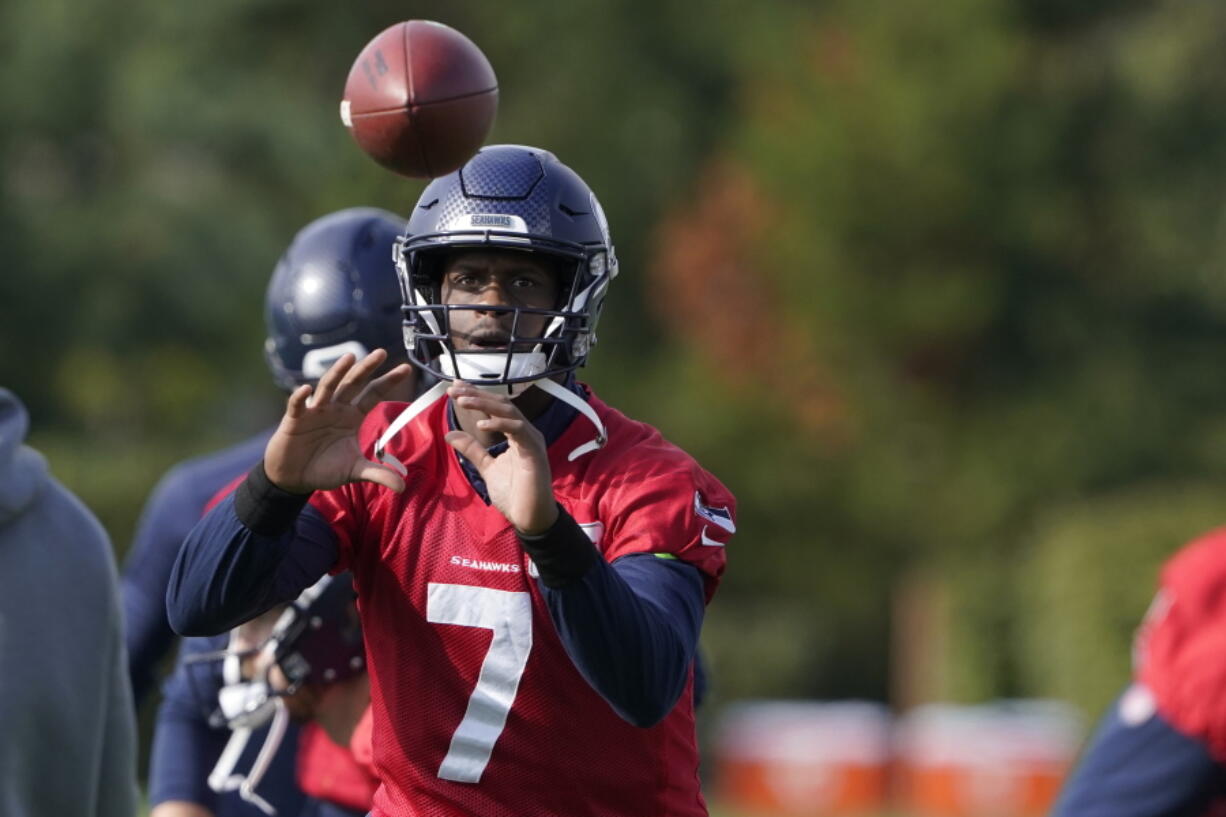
8, 0, 1226, 723
649, 0, 1226, 708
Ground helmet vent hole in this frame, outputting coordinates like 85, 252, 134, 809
558, 203, 588, 217
419, 198, 440, 210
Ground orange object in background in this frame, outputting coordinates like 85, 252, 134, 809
892, 702, 1083, 817
715, 701, 892, 816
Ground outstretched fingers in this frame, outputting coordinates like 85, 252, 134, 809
286, 384, 315, 418
354, 363, 415, 412
450, 386, 543, 452
332, 349, 389, 406
311, 353, 357, 406
448, 386, 520, 419
445, 430, 493, 471
473, 414, 530, 439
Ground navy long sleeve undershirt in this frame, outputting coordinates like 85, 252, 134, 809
168, 495, 705, 726
168, 494, 339, 636
541, 550, 705, 726
121, 429, 273, 704
1051, 688, 1226, 817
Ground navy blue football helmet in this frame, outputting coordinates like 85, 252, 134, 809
395, 144, 618, 388
190, 574, 364, 813
188, 574, 365, 733
264, 208, 408, 391
264, 573, 365, 693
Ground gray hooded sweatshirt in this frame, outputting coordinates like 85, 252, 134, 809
0, 388, 138, 816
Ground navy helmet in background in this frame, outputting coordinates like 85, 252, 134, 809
136, 208, 414, 816
127, 207, 410, 707
264, 207, 408, 391
184, 574, 366, 814
202, 573, 365, 735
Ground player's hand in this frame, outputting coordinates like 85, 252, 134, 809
150, 802, 215, 817
444, 382, 559, 535
264, 350, 414, 494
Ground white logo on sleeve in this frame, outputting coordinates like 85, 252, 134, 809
1118, 683, 1157, 726
700, 527, 726, 548
693, 491, 735, 534
578, 521, 604, 546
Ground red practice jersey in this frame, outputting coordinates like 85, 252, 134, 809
297, 720, 379, 813
309, 387, 733, 817
1135, 526, 1226, 763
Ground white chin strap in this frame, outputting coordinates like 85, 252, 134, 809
373, 380, 449, 476
374, 358, 606, 474
535, 378, 607, 461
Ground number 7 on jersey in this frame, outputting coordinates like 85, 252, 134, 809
426, 583, 534, 782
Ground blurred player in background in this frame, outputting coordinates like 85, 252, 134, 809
0, 387, 139, 816
121, 207, 415, 815
150, 574, 376, 817
1052, 528, 1226, 816
169, 144, 734, 817
122, 206, 412, 705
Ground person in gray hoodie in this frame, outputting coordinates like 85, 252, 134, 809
0, 387, 138, 817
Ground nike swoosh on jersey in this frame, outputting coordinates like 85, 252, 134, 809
700, 526, 726, 547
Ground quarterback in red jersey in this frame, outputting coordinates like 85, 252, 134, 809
169, 145, 734, 817
1052, 527, 1226, 816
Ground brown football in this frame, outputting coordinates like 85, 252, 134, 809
341, 21, 498, 178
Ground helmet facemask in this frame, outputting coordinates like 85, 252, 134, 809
373, 145, 619, 467
396, 232, 612, 395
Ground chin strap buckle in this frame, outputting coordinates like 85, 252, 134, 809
535, 378, 607, 461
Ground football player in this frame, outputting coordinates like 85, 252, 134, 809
168, 144, 734, 817
123, 207, 412, 705
151, 574, 375, 817
1051, 528, 1226, 816
123, 207, 415, 816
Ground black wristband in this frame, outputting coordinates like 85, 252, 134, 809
234, 460, 313, 536
517, 505, 599, 589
